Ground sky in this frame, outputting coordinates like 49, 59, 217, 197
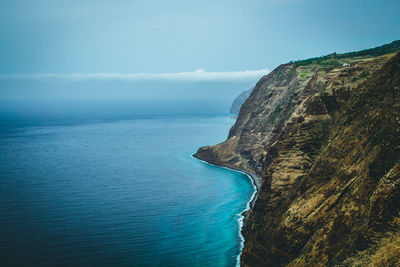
1, 0, 399, 74
0, 0, 399, 117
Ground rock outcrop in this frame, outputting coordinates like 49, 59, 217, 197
194, 41, 400, 266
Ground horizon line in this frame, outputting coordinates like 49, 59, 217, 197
0, 69, 270, 82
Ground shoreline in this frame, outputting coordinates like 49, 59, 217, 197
191, 154, 261, 267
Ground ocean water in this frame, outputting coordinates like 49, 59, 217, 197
0, 116, 254, 266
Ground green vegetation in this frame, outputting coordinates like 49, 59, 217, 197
287, 68, 296, 78
293, 40, 400, 67
269, 104, 282, 123
274, 104, 282, 113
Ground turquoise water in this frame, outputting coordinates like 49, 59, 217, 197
0, 116, 254, 266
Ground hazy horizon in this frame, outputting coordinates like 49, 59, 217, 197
1, 1, 400, 266
1, 0, 399, 119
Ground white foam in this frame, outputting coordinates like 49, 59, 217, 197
190, 154, 258, 267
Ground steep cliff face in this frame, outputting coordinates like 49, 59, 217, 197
194, 41, 400, 266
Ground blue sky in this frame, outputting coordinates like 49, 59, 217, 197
1, 0, 399, 76
0, 0, 399, 118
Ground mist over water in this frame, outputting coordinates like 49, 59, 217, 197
0, 79, 256, 266
2, 0, 399, 265
0, 99, 230, 125
0, 78, 256, 125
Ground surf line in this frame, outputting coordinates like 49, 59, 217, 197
190, 155, 260, 267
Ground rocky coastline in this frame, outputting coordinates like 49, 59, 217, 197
195, 41, 400, 266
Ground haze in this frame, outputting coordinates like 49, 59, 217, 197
0, 0, 399, 120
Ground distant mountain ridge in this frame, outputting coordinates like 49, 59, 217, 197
195, 40, 400, 266
230, 87, 254, 114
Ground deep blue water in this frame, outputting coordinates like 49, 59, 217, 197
0, 116, 254, 266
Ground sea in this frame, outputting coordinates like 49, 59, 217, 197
0, 114, 254, 266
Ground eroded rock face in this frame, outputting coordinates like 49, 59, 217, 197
194, 44, 400, 266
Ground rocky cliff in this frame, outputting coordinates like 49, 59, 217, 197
194, 41, 400, 266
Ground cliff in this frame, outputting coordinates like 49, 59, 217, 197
230, 87, 254, 114
194, 41, 400, 266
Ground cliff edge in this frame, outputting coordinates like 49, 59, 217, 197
194, 41, 400, 266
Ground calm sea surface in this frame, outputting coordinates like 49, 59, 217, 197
0, 116, 254, 266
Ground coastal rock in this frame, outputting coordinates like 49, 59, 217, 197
194, 41, 400, 266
